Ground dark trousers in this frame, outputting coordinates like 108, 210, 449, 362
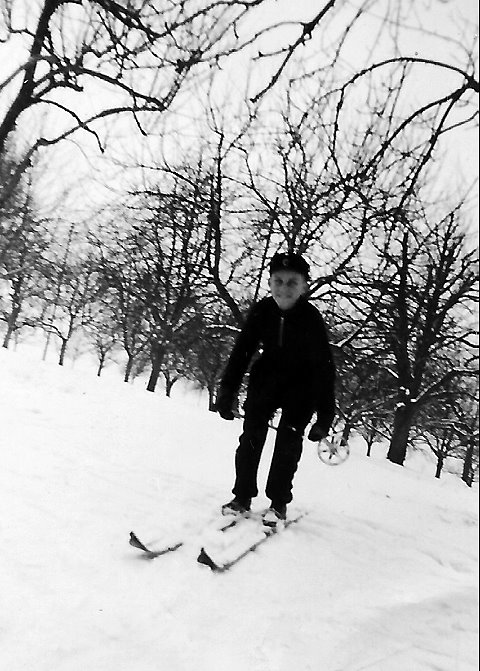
232, 384, 314, 505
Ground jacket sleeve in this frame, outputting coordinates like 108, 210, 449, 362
218, 303, 262, 403
312, 311, 336, 433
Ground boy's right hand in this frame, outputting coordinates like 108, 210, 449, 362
214, 393, 235, 420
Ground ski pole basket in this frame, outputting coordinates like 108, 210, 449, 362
317, 432, 350, 465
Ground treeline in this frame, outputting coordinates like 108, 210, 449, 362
0, 1, 478, 483
1, 117, 478, 485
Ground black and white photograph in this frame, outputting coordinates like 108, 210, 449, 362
1, 1, 478, 669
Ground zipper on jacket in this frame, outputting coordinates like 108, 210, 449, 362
278, 315, 285, 347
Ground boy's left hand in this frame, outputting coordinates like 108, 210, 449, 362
307, 422, 327, 442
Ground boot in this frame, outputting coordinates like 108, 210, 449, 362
263, 502, 287, 527
221, 496, 251, 516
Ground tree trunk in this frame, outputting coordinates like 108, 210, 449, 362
387, 404, 415, 465
124, 354, 134, 382
0, 0, 60, 154
165, 375, 178, 397
96, 353, 106, 377
435, 455, 444, 479
146, 341, 166, 393
2, 280, 23, 348
341, 422, 351, 446
462, 438, 475, 487
58, 337, 68, 366
365, 418, 379, 457
207, 384, 216, 411
2, 307, 19, 348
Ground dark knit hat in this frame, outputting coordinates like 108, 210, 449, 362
269, 252, 310, 279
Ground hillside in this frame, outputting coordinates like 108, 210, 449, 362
0, 347, 478, 671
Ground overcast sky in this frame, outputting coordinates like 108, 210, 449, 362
1, 0, 478, 222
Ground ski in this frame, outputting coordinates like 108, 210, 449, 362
129, 532, 183, 559
197, 512, 306, 572
129, 509, 263, 560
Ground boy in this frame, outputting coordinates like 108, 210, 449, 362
215, 252, 336, 526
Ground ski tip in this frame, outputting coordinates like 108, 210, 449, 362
129, 531, 150, 552
197, 547, 219, 571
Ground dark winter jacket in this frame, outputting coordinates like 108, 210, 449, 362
218, 296, 336, 432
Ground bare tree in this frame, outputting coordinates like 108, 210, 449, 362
0, 0, 351, 190
0, 168, 53, 347
114, 291, 149, 384
83, 298, 120, 376
345, 202, 478, 466
423, 425, 461, 480
1, 223, 50, 347
0, 144, 40, 274
38, 250, 100, 364
98, 167, 212, 391
332, 336, 393, 454
3, 1, 475, 211
449, 379, 479, 487
133, 132, 261, 328
199, 31, 477, 320
231, 100, 374, 295
181, 308, 238, 410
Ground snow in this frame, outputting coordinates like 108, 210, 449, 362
1, 346, 478, 671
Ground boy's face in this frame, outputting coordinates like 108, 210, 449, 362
269, 270, 308, 311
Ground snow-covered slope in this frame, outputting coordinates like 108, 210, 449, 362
1, 347, 478, 671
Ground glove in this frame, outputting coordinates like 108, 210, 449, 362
307, 421, 328, 442
214, 391, 235, 421
218, 406, 235, 421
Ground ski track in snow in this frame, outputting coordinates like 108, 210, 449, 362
0, 347, 478, 671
